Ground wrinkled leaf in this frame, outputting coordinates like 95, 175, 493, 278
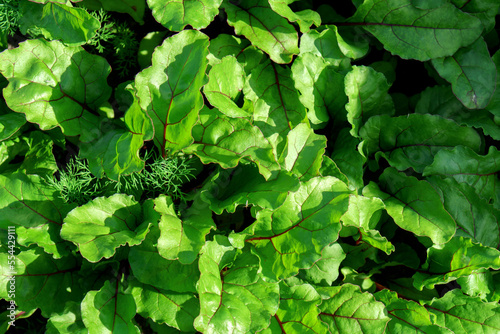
298, 243, 346, 286
269, 0, 321, 33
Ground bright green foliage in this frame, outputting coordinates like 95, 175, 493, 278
0, 0, 499, 333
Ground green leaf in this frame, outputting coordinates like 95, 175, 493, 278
19, 2, 100, 46
331, 129, 366, 190
452, 0, 500, 33
0, 39, 111, 141
148, 0, 223, 31
61, 194, 152, 263
424, 289, 500, 333
185, 106, 280, 180
46, 301, 87, 334
222, 0, 299, 64
359, 114, 481, 173
128, 222, 200, 293
298, 243, 346, 286
0, 172, 74, 258
130, 278, 199, 332
457, 268, 496, 302
244, 60, 308, 157
344, 65, 395, 137
207, 34, 264, 74
423, 146, 500, 206
364, 168, 456, 245
0, 113, 25, 142
19, 131, 58, 176
431, 37, 496, 109
195, 239, 280, 333
204, 56, 248, 118
416, 85, 500, 140
81, 279, 139, 334
268, 0, 321, 33
291, 52, 347, 128
318, 284, 390, 333
243, 176, 350, 282
487, 50, 500, 117
262, 281, 328, 334
78, 0, 146, 24
154, 194, 215, 264
80, 84, 153, 180
0, 248, 81, 317
349, 0, 483, 61
200, 164, 299, 214
375, 289, 453, 333
414, 237, 500, 290
135, 30, 209, 156
283, 123, 326, 180
426, 176, 499, 248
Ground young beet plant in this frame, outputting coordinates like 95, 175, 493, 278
0, 0, 500, 333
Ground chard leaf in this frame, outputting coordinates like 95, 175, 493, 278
364, 168, 456, 245
207, 34, 264, 74
317, 284, 390, 333
128, 223, 200, 293
413, 237, 500, 290
0, 113, 25, 142
331, 129, 366, 190
222, 0, 299, 64
0, 39, 111, 141
0, 248, 81, 317
46, 301, 87, 334
423, 146, 500, 206
268, 0, 321, 33
200, 164, 299, 214
349, 0, 483, 61
130, 279, 199, 332
19, 2, 100, 46
457, 268, 495, 302
80, 84, 153, 180
375, 289, 453, 333
452, 0, 500, 32
81, 279, 139, 334
244, 60, 308, 157
431, 37, 496, 109
77, 0, 146, 24
283, 123, 326, 180
0, 172, 74, 258
261, 281, 327, 334
154, 194, 215, 264
424, 289, 500, 333
147, 0, 223, 31
243, 176, 350, 282
416, 85, 500, 140
344, 65, 395, 137
298, 242, 346, 286
185, 106, 280, 180
291, 52, 347, 128
60, 194, 152, 263
359, 114, 481, 173
135, 30, 209, 156
427, 176, 499, 248
204, 56, 248, 118
195, 236, 280, 333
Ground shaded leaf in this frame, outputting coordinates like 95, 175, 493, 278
331, 129, 366, 190
359, 114, 481, 173
222, 0, 299, 64
46, 301, 87, 334
148, 0, 223, 31
81, 279, 139, 334
61, 194, 152, 263
19, 2, 100, 45
452, 0, 500, 32
135, 30, 209, 156
431, 37, 496, 109
349, 0, 483, 61
77, 0, 146, 24
364, 168, 456, 245
0, 39, 111, 141
0, 113, 25, 142
413, 237, 500, 290
243, 176, 350, 282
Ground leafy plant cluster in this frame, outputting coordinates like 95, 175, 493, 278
0, 0, 499, 333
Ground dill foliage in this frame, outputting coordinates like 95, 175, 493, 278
0, 0, 20, 36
